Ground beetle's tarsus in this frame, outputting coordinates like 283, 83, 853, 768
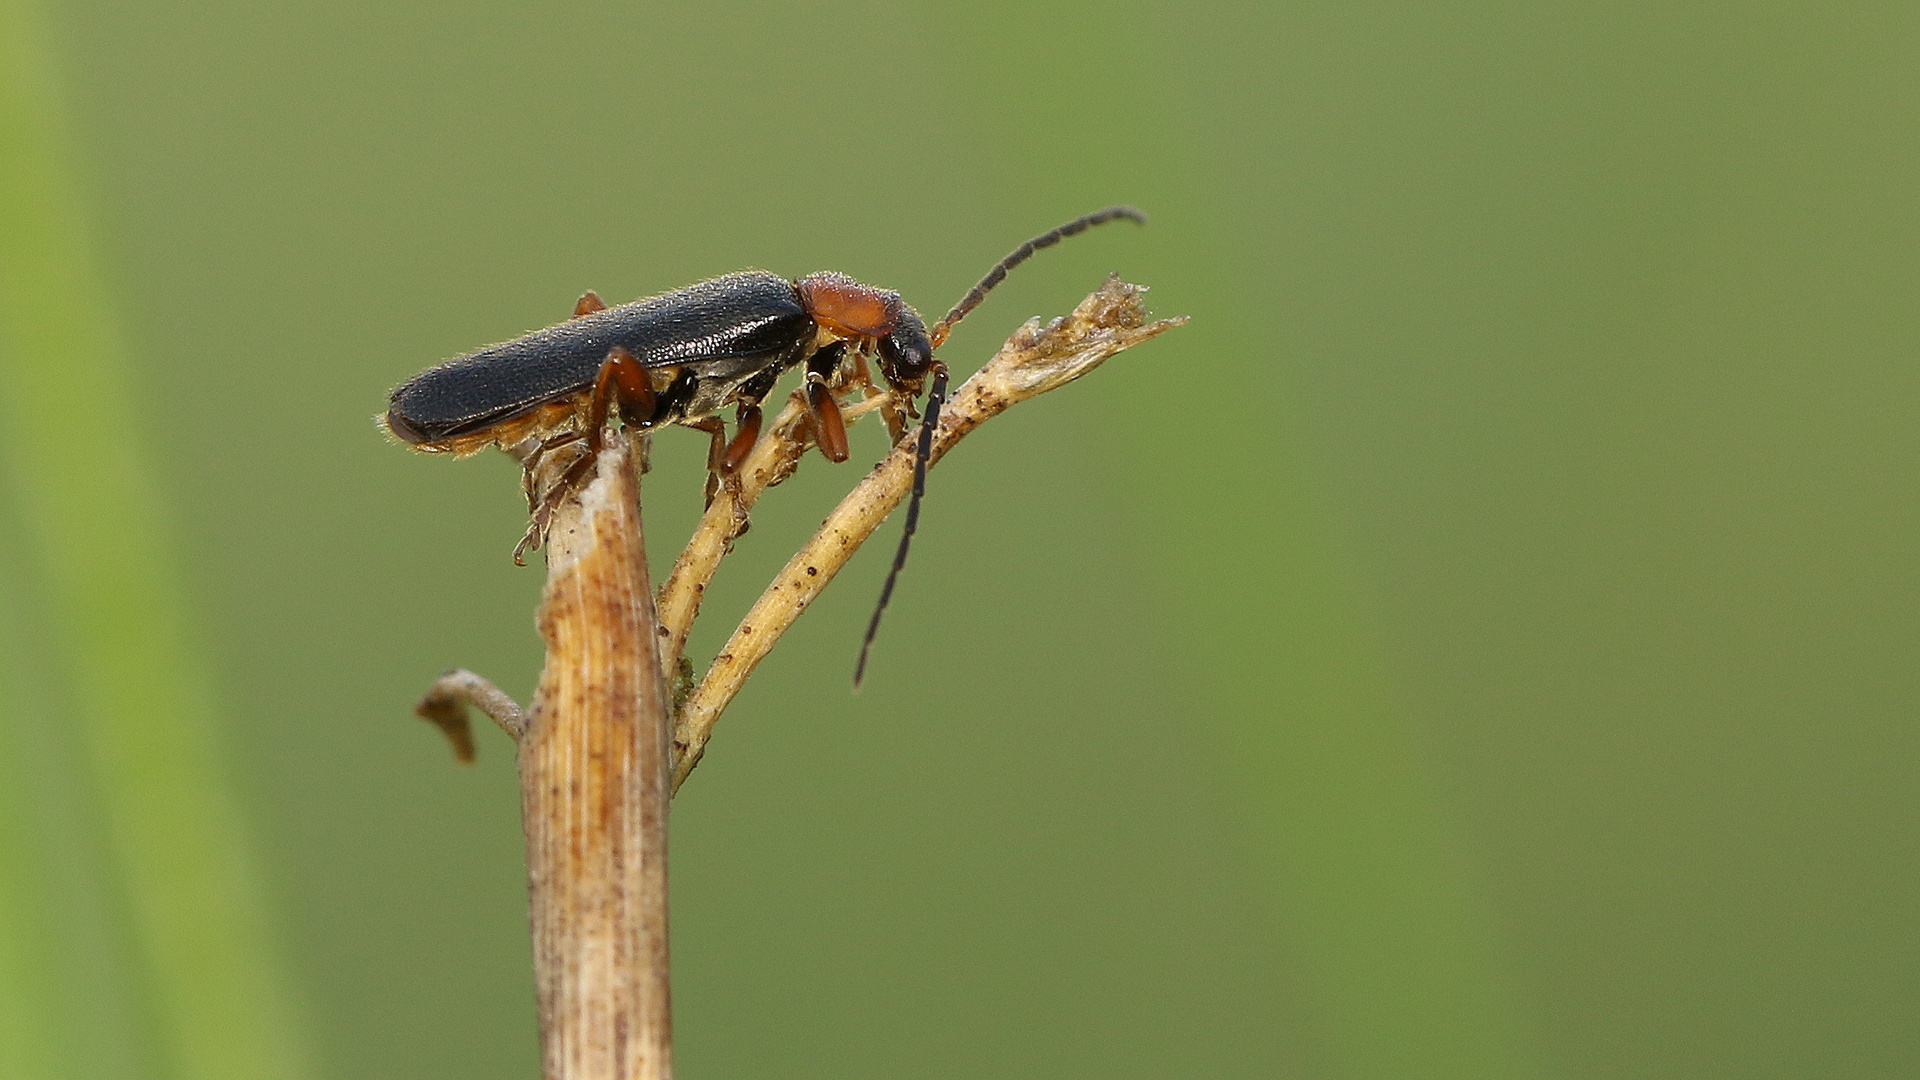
516, 441, 597, 564
521, 430, 588, 515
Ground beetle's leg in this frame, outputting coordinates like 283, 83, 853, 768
851, 353, 908, 444
720, 356, 790, 474
852, 351, 892, 402
686, 417, 730, 509
573, 290, 606, 317
516, 485, 564, 565
683, 415, 748, 536
802, 341, 851, 463
522, 429, 586, 479
516, 346, 659, 563
586, 346, 657, 452
806, 382, 849, 463
516, 443, 596, 564
520, 429, 588, 513
517, 440, 604, 564
723, 404, 763, 474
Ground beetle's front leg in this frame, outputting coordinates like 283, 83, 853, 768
848, 352, 908, 444
723, 404, 762, 474
802, 341, 851, 462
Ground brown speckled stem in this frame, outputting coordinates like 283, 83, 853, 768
521, 433, 673, 1080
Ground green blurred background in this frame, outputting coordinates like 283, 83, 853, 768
3, 0, 1916, 1077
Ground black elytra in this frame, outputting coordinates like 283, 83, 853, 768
385, 272, 811, 446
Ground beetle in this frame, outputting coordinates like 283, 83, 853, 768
384, 206, 1145, 677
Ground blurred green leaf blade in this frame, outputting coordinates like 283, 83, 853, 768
0, 2, 317, 1077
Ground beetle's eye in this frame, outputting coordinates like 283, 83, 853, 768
877, 334, 905, 370
880, 329, 932, 380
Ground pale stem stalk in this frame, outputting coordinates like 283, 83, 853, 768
522, 433, 673, 1080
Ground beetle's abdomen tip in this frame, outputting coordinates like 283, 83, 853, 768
382, 406, 431, 445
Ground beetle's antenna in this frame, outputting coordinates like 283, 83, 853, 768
855, 360, 948, 687
928, 206, 1145, 347
859, 207, 1145, 682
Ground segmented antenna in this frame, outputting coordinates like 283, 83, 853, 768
929, 205, 1145, 347
854, 361, 947, 687
855, 207, 1145, 686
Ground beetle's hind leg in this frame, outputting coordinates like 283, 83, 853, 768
519, 430, 587, 514
515, 440, 596, 565
513, 345, 659, 564
586, 346, 658, 453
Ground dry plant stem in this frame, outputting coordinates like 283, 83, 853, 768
671, 276, 1186, 791
522, 431, 675, 1080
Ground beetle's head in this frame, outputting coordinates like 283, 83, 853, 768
875, 305, 935, 402
796, 271, 935, 403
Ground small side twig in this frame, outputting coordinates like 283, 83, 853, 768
670, 276, 1185, 791
414, 668, 527, 763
